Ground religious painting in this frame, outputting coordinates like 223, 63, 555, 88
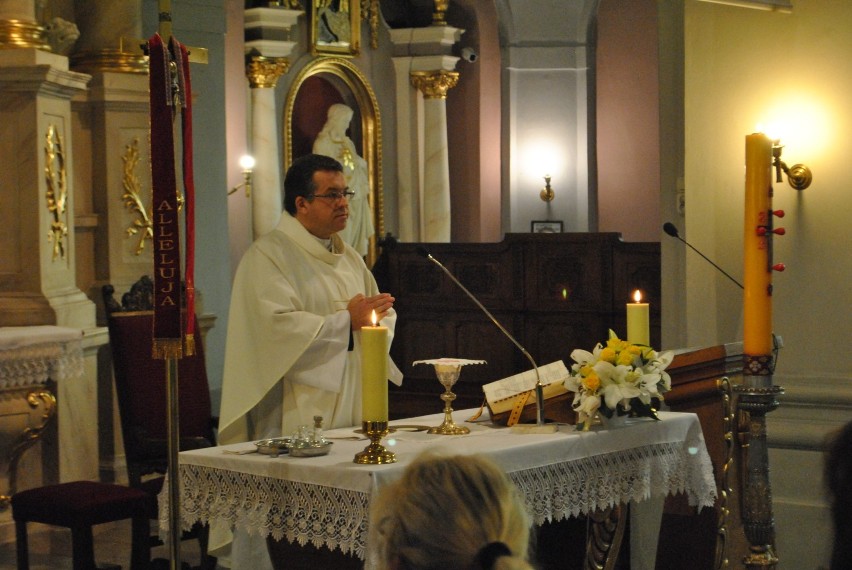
532, 220, 563, 234
310, 0, 361, 57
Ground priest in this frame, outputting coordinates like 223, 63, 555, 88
215, 153, 403, 567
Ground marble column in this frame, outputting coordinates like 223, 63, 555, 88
389, 26, 462, 242
70, 0, 146, 74
243, 7, 299, 240
410, 70, 458, 242
0, 0, 48, 51
247, 55, 290, 239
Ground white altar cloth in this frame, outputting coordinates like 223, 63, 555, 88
162, 410, 716, 564
0, 326, 84, 389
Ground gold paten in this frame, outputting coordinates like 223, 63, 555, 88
410, 70, 459, 100
284, 57, 383, 266
353, 420, 396, 464
122, 138, 153, 255
246, 54, 290, 89
44, 125, 68, 261
0, 19, 49, 50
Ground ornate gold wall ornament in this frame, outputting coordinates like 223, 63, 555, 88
122, 138, 153, 255
0, 385, 57, 509
360, 0, 379, 49
0, 19, 50, 50
410, 70, 460, 100
44, 125, 68, 261
246, 54, 290, 89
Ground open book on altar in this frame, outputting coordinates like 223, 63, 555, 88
483, 361, 573, 425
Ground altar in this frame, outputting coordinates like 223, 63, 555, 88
161, 409, 716, 568
0, 326, 84, 509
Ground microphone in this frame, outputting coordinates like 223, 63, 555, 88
663, 222, 744, 289
416, 247, 552, 431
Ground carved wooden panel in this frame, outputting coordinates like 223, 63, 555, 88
374, 233, 661, 420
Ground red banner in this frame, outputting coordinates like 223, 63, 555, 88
149, 33, 196, 359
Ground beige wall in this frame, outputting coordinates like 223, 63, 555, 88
684, 1, 852, 568
597, 0, 661, 242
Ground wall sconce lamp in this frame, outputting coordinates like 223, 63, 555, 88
539, 175, 555, 202
228, 154, 255, 197
771, 141, 812, 190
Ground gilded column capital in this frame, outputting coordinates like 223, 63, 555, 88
246, 54, 290, 89
410, 70, 459, 100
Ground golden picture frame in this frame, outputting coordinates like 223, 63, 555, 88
310, 0, 360, 57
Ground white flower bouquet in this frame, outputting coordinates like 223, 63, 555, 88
564, 330, 674, 430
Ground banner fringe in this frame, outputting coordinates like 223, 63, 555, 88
153, 339, 184, 360
184, 333, 196, 357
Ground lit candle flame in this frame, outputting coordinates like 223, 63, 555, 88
371, 309, 378, 326
633, 290, 643, 303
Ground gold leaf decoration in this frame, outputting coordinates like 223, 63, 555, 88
45, 125, 68, 261
122, 138, 153, 255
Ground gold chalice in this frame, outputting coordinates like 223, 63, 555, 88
413, 358, 486, 435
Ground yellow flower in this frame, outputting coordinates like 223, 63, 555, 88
627, 345, 642, 356
582, 372, 601, 392
616, 350, 635, 366
600, 347, 617, 363
606, 337, 629, 352
579, 364, 594, 377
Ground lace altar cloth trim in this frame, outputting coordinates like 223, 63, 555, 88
164, 440, 716, 561
0, 328, 84, 388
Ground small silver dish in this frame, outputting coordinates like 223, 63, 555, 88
288, 440, 333, 458
255, 437, 291, 457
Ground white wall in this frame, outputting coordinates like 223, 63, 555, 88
684, 1, 852, 568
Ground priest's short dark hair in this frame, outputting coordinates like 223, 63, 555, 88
283, 153, 344, 215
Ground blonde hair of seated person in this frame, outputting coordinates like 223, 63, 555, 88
369, 452, 536, 570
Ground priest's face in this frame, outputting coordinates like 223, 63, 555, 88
295, 169, 350, 238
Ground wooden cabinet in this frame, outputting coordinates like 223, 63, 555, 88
372, 233, 661, 420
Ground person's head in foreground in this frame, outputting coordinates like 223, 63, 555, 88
369, 452, 535, 570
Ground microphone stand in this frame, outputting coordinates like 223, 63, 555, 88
418, 248, 554, 432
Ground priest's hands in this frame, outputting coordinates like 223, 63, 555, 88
348, 293, 395, 330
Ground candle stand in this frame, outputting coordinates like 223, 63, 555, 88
353, 421, 395, 464
735, 359, 783, 569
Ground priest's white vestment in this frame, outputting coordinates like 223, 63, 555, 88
213, 212, 402, 568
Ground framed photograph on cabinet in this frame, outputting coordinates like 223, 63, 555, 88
310, 0, 360, 57
531, 220, 563, 234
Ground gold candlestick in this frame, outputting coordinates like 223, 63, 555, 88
353, 420, 396, 464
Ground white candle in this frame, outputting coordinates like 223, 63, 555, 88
360, 310, 388, 421
626, 290, 650, 346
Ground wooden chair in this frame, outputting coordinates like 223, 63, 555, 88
102, 275, 217, 569
12, 480, 153, 570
